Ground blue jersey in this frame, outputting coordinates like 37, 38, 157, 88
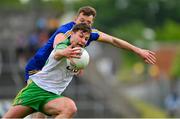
25, 21, 100, 81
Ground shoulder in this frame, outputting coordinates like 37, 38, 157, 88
55, 39, 70, 50
59, 21, 75, 30
89, 28, 100, 39
91, 28, 100, 36
91, 28, 99, 33
56, 21, 75, 34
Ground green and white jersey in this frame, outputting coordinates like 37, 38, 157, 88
30, 39, 75, 95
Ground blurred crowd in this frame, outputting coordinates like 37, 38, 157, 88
15, 17, 60, 71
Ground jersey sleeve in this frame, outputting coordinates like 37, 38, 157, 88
57, 25, 69, 34
86, 29, 100, 46
55, 43, 67, 50
55, 22, 74, 37
91, 29, 100, 40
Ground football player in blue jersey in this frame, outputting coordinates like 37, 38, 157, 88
24, 6, 156, 118
25, 6, 156, 82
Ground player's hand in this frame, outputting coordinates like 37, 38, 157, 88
137, 49, 156, 64
63, 45, 82, 58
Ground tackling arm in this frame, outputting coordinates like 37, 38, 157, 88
98, 31, 156, 64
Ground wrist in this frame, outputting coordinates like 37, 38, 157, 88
54, 50, 65, 60
133, 47, 142, 55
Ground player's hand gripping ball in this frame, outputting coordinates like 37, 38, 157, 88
67, 48, 90, 70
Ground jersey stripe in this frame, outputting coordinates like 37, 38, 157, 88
64, 30, 72, 39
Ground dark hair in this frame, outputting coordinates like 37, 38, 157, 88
72, 23, 92, 34
77, 6, 96, 18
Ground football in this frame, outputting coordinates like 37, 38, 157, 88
67, 48, 90, 70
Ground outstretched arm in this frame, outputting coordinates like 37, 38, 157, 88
98, 31, 156, 64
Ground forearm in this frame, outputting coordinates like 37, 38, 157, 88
112, 37, 156, 64
99, 31, 141, 55
54, 50, 65, 60
98, 31, 156, 64
112, 37, 141, 55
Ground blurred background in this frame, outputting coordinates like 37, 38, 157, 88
0, 0, 180, 118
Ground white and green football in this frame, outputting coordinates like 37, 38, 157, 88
67, 48, 90, 70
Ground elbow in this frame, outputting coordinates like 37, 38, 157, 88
112, 38, 116, 44
111, 38, 119, 47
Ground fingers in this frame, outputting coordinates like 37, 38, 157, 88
144, 51, 156, 64
72, 47, 82, 52
145, 58, 155, 65
149, 55, 156, 64
68, 45, 81, 50
71, 47, 81, 50
69, 54, 81, 59
148, 50, 155, 55
71, 47, 82, 58
66, 47, 82, 58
